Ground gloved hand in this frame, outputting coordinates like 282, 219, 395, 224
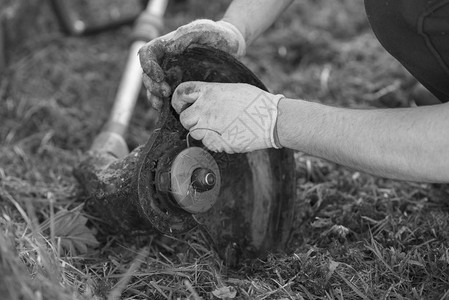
139, 19, 246, 109
172, 81, 283, 154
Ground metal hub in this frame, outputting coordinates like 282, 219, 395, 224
169, 147, 221, 214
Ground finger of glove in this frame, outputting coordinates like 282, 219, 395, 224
167, 31, 235, 55
195, 31, 237, 54
168, 24, 209, 52
146, 90, 163, 111
179, 106, 199, 130
201, 137, 219, 153
189, 125, 208, 141
202, 133, 235, 154
139, 40, 166, 83
172, 82, 202, 114
142, 73, 171, 99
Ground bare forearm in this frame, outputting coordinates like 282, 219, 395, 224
222, 0, 293, 45
277, 99, 449, 183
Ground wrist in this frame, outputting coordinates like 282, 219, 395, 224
273, 122, 282, 148
269, 94, 284, 149
276, 97, 310, 152
275, 97, 288, 149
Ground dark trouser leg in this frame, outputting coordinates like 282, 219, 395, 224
364, 0, 449, 104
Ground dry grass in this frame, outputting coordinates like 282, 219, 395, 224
1, 0, 449, 299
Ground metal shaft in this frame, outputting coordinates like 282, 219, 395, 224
90, 0, 168, 158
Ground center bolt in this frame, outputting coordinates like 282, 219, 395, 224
191, 168, 216, 192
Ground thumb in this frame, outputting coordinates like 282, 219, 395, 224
139, 40, 166, 83
172, 82, 204, 114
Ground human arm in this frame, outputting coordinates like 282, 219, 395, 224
277, 98, 449, 183
221, 0, 294, 45
173, 82, 449, 183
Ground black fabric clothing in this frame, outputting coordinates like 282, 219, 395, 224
364, 0, 449, 103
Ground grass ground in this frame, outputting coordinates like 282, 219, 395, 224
1, 0, 449, 299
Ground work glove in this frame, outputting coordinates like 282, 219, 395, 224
139, 19, 246, 110
172, 81, 283, 154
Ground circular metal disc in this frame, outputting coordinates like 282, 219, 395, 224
170, 147, 221, 214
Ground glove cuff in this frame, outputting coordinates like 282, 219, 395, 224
270, 94, 284, 149
216, 20, 247, 57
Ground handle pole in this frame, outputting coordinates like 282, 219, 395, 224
90, 0, 169, 157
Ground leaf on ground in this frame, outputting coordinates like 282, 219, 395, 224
211, 286, 237, 299
40, 205, 99, 255
326, 259, 340, 283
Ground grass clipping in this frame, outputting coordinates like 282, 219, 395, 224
1, 0, 449, 299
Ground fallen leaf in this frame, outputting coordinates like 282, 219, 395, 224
39, 205, 99, 255
212, 286, 237, 299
